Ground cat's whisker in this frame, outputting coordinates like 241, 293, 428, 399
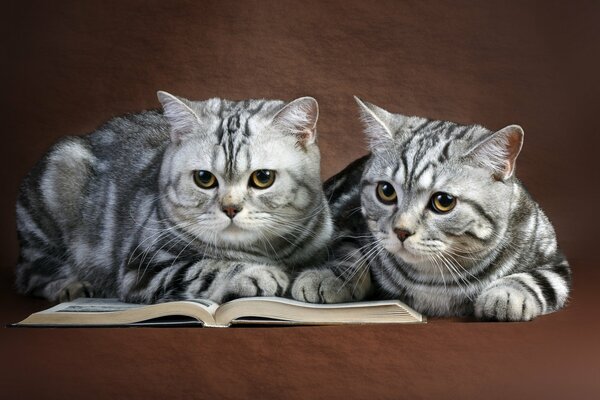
268, 219, 321, 240
349, 244, 385, 296
261, 224, 303, 249
345, 206, 363, 218
132, 221, 197, 284
443, 247, 485, 262
127, 193, 181, 229
135, 216, 221, 287
442, 251, 482, 284
338, 239, 383, 289
335, 240, 381, 279
258, 226, 285, 260
437, 253, 474, 301
268, 200, 330, 223
128, 220, 195, 264
347, 240, 387, 294
138, 228, 192, 284
249, 213, 321, 241
427, 254, 447, 290
434, 253, 468, 299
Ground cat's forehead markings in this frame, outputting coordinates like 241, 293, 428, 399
217, 112, 254, 180
226, 114, 241, 134
218, 113, 248, 143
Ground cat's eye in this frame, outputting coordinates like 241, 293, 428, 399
376, 181, 397, 204
249, 170, 276, 189
430, 192, 457, 213
193, 170, 218, 189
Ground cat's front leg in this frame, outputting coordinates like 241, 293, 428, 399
475, 272, 553, 321
291, 266, 371, 304
291, 268, 352, 303
475, 277, 541, 321
121, 258, 289, 304
475, 257, 571, 321
208, 263, 290, 303
292, 236, 374, 303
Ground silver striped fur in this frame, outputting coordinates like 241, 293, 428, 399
16, 92, 332, 304
292, 98, 570, 321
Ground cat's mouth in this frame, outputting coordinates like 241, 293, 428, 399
388, 239, 435, 264
217, 222, 258, 245
393, 246, 427, 264
222, 221, 247, 232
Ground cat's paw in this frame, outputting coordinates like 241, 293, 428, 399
58, 281, 94, 302
221, 264, 289, 302
291, 269, 352, 304
475, 285, 541, 321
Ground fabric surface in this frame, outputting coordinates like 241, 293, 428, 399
1, 1, 599, 398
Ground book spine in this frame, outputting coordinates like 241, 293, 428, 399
202, 323, 230, 328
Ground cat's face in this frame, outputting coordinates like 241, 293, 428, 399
157, 92, 323, 248
356, 98, 523, 273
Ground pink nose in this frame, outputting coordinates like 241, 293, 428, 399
394, 228, 412, 242
222, 205, 241, 219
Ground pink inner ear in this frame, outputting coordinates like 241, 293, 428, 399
292, 129, 314, 152
497, 128, 523, 180
506, 130, 522, 159
273, 97, 318, 148
497, 160, 511, 180
298, 130, 312, 143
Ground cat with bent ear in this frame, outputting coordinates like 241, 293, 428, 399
292, 97, 571, 321
16, 92, 332, 304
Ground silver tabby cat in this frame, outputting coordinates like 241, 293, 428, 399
292, 97, 571, 321
16, 92, 332, 303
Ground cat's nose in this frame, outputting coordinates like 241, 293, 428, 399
222, 205, 242, 219
394, 228, 413, 243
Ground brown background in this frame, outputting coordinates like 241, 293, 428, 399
1, 1, 599, 399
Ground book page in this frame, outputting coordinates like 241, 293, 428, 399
16, 297, 425, 327
214, 297, 425, 326
50, 298, 142, 313
17, 298, 219, 326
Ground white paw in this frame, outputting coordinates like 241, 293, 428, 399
475, 285, 541, 321
291, 269, 353, 304
223, 264, 289, 301
58, 281, 94, 302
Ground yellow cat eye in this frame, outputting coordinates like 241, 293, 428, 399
193, 170, 218, 189
250, 170, 276, 189
376, 181, 397, 204
430, 192, 457, 213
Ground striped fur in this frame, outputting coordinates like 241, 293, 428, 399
292, 99, 570, 321
16, 92, 333, 304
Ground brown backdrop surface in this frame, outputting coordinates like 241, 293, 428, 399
1, 1, 599, 399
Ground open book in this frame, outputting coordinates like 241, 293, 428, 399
15, 297, 426, 327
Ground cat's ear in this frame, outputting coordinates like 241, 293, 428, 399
465, 125, 524, 181
157, 91, 200, 143
354, 96, 397, 149
272, 97, 319, 146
